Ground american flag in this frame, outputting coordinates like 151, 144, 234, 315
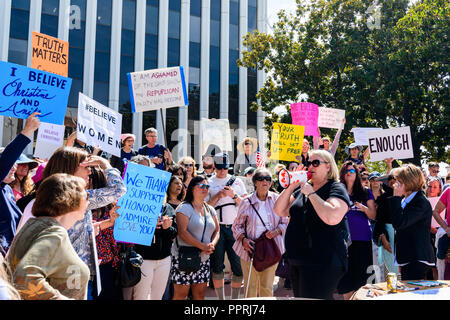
256, 145, 265, 168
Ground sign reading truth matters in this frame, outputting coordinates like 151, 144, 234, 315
31, 31, 69, 77
127, 66, 188, 112
0, 61, 71, 125
367, 126, 414, 162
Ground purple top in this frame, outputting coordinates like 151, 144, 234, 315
347, 189, 375, 242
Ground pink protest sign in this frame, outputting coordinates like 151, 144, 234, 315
290, 102, 320, 136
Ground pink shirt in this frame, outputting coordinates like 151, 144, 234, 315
232, 192, 288, 262
439, 188, 450, 225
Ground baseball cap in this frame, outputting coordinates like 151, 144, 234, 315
213, 152, 230, 170
368, 171, 381, 180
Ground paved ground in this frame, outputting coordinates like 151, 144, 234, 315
204, 274, 344, 300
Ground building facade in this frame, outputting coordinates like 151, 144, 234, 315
0, 0, 268, 163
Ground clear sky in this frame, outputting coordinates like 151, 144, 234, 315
267, 0, 298, 32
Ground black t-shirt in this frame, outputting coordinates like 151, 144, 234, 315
286, 180, 351, 268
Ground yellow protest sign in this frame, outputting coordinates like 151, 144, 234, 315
270, 123, 305, 162
31, 31, 69, 77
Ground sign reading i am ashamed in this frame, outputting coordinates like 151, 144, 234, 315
77, 93, 122, 157
114, 162, 172, 246
367, 126, 414, 162
128, 66, 188, 112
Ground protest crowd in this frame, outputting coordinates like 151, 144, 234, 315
0, 110, 449, 302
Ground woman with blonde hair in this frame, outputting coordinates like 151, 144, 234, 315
178, 156, 197, 189
274, 150, 351, 299
0, 255, 20, 300
388, 164, 435, 280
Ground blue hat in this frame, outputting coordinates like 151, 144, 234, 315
15, 154, 38, 170
213, 152, 230, 169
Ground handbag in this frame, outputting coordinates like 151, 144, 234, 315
115, 245, 144, 288
176, 204, 209, 273
247, 199, 282, 272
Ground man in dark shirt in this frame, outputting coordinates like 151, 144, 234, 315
0, 113, 40, 255
138, 128, 172, 171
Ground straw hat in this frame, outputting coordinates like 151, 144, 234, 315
237, 137, 258, 154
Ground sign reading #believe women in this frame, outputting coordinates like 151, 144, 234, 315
0, 61, 71, 125
127, 66, 189, 112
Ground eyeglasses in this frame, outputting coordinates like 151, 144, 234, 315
307, 159, 328, 167
183, 163, 194, 167
361, 177, 368, 181
244, 142, 252, 146
345, 169, 356, 174
255, 176, 272, 182
196, 183, 210, 190
431, 170, 439, 174
388, 176, 396, 181
216, 167, 228, 171
203, 165, 213, 170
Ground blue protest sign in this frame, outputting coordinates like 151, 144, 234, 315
0, 61, 72, 125
114, 162, 172, 246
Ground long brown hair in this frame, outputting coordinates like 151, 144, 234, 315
340, 161, 369, 202
42, 147, 89, 180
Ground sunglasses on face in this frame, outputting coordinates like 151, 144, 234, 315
255, 176, 272, 182
216, 167, 228, 171
196, 183, 210, 190
346, 169, 356, 174
307, 159, 328, 167
388, 176, 396, 181
361, 177, 368, 181
244, 142, 252, 146
183, 163, 194, 167
203, 165, 213, 169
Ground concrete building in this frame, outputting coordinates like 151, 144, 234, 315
0, 0, 269, 163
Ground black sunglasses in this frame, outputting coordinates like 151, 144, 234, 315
361, 177, 368, 181
307, 159, 328, 167
255, 175, 272, 182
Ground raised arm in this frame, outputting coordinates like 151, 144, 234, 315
330, 118, 345, 156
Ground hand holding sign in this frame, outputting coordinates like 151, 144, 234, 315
21, 112, 41, 138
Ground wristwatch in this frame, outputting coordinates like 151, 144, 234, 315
232, 194, 238, 200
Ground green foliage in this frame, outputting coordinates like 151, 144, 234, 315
239, 0, 449, 165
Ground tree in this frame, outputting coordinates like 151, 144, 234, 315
239, 0, 449, 165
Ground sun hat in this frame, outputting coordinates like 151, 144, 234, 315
15, 154, 39, 171
345, 143, 363, 156
237, 137, 258, 154
242, 166, 256, 176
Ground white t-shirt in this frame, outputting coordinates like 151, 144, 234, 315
207, 174, 247, 225
254, 199, 272, 239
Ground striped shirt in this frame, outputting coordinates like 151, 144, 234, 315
232, 192, 288, 262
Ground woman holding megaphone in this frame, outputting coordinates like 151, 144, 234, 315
273, 150, 351, 300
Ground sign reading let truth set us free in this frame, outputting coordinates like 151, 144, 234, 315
77, 93, 122, 157
127, 66, 188, 112
114, 162, 172, 246
0, 61, 71, 125
270, 122, 305, 162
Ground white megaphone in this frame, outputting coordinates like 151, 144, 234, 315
278, 169, 312, 189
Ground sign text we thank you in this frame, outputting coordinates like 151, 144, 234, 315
0, 61, 71, 125
114, 163, 172, 246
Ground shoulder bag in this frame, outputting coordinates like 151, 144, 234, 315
247, 199, 282, 272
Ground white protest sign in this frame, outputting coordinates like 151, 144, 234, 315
34, 122, 65, 160
127, 66, 188, 112
367, 126, 414, 162
77, 93, 122, 157
200, 118, 233, 155
318, 107, 346, 129
351, 127, 383, 146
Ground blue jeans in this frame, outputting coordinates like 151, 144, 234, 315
437, 235, 450, 260
210, 225, 243, 281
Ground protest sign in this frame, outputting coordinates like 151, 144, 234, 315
290, 102, 320, 137
367, 126, 414, 162
200, 118, 233, 155
128, 66, 188, 112
114, 162, 172, 246
269, 122, 305, 162
31, 31, 69, 77
428, 197, 445, 228
34, 122, 65, 160
0, 61, 71, 125
351, 127, 383, 146
77, 93, 122, 157
318, 107, 346, 129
